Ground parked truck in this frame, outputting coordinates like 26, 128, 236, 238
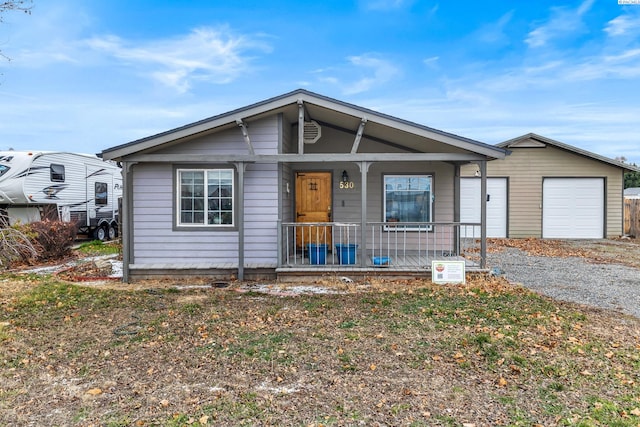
0, 151, 122, 240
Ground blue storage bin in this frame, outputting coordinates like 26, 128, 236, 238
307, 243, 328, 265
335, 243, 358, 265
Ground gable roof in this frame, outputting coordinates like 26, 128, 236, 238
499, 133, 640, 172
102, 89, 507, 161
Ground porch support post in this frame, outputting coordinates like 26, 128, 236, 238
235, 162, 247, 281
121, 161, 136, 282
236, 119, 255, 155
350, 117, 367, 154
297, 99, 305, 154
480, 160, 487, 269
453, 163, 461, 255
359, 161, 370, 267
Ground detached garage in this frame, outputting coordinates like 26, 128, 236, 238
460, 133, 640, 239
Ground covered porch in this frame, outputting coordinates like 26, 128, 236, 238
277, 221, 483, 274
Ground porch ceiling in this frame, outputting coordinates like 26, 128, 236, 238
283, 102, 483, 156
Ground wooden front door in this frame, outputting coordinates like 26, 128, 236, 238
295, 171, 332, 248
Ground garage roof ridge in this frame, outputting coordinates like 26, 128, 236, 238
498, 132, 640, 172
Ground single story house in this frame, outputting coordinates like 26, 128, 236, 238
460, 133, 640, 239
102, 89, 507, 282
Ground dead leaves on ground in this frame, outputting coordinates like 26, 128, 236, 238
486, 237, 640, 268
488, 238, 595, 258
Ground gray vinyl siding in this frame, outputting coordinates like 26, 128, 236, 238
155, 116, 279, 156
131, 116, 280, 266
131, 163, 240, 265
462, 144, 624, 238
244, 162, 278, 264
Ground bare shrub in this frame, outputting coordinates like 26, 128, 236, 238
0, 226, 38, 268
26, 220, 77, 261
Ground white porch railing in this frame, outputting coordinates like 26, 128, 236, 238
280, 222, 482, 269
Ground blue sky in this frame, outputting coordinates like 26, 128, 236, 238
1, 0, 639, 164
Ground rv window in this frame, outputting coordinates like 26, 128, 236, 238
95, 182, 108, 205
50, 164, 65, 182
0, 165, 9, 177
177, 168, 234, 227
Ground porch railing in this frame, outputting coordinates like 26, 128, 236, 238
280, 222, 482, 269
281, 222, 360, 267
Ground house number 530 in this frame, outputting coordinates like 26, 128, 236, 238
340, 181, 355, 189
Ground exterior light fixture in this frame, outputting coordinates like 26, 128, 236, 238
342, 170, 349, 183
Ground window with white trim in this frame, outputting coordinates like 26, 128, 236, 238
383, 175, 432, 228
177, 169, 234, 226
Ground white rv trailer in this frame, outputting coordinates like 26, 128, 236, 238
0, 151, 122, 240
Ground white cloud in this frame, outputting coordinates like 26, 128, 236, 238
605, 15, 635, 36
342, 54, 400, 94
86, 27, 271, 93
604, 10, 640, 46
360, 0, 414, 11
309, 54, 400, 94
423, 56, 439, 69
525, 0, 594, 48
474, 10, 514, 45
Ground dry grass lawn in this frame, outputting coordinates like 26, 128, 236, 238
1, 239, 640, 426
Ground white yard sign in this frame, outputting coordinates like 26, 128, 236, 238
431, 260, 466, 284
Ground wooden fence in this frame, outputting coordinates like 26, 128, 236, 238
624, 198, 640, 237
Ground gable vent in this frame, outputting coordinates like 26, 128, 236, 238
303, 120, 322, 144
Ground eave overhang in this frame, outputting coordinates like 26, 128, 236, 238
102, 89, 508, 162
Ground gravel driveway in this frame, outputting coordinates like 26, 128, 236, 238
487, 246, 640, 319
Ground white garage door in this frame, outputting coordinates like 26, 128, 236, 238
460, 178, 507, 238
542, 178, 604, 239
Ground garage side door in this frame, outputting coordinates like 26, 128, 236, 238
542, 178, 604, 239
460, 178, 507, 238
